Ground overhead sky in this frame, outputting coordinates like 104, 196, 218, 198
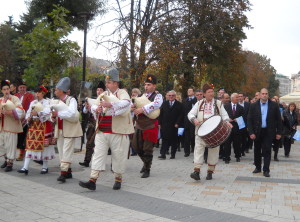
0, 0, 299, 77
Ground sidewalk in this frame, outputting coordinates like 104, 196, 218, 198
1, 139, 300, 222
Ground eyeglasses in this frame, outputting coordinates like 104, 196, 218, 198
169, 95, 175, 97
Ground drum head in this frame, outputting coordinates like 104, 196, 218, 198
198, 116, 221, 136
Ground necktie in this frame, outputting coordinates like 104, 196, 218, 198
232, 104, 236, 116
170, 101, 173, 107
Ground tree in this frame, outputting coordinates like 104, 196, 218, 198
17, 6, 81, 87
0, 22, 25, 80
17, 0, 106, 34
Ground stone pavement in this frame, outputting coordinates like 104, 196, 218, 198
1, 139, 300, 222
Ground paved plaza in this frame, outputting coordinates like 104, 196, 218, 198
1, 140, 300, 222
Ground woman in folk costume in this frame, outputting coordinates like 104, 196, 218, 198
17, 86, 54, 175
0, 80, 25, 172
188, 84, 232, 181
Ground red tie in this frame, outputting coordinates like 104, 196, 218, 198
232, 104, 236, 116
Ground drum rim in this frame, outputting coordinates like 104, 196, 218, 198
198, 115, 222, 137
206, 124, 232, 148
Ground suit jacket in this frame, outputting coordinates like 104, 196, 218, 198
224, 102, 244, 133
159, 100, 184, 140
15, 92, 35, 112
183, 97, 197, 129
247, 99, 282, 138
239, 101, 250, 126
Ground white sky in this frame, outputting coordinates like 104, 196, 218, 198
1, 0, 299, 77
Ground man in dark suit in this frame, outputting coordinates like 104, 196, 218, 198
224, 93, 244, 163
183, 88, 197, 157
158, 90, 184, 159
238, 92, 250, 155
248, 88, 282, 177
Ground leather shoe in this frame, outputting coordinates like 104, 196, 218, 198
0, 161, 7, 169
206, 172, 213, 180
141, 169, 150, 178
4, 166, 12, 172
79, 161, 89, 167
236, 158, 240, 162
252, 168, 261, 174
190, 171, 200, 181
184, 154, 190, 157
274, 157, 279, 161
263, 171, 270, 177
65, 172, 72, 179
225, 160, 230, 164
158, 155, 166, 160
170, 156, 175, 159
57, 175, 66, 183
40, 168, 48, 174
17, 168, 29, 175
79, 180, 96, 190
140, 166, 145, 173
113, 181, 121, 190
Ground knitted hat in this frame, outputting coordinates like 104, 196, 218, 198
105, 68, 119, 82
56, 77, 70, 92
202, 83, 213, 93
145, 74, 157, 84
1, 80, 10, 89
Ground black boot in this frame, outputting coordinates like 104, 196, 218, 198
79, 161, 89, 167
140, 166, 145, 173
4, 165, 13, 172
65, 168, 72, 179
0, 161, 7, 169
141, 169, 150, 178
206, 172, 213, 180
57, 171, 67, 183
274, 152, 279, 161
79, 179, 96, 190
190, 171, 200, 181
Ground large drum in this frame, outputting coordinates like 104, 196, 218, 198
197, 115, 231, 148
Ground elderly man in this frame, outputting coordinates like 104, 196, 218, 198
51, 77, 83, 183
248, 88, 282, 177
188, 84, 232, 181
79, 68, 134, 190
158, 90, 183, 159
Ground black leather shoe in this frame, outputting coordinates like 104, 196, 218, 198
57, 175, 66, 183
225, 160, 230, 164
141, 169, 150, 178
79, 180, 96, 190
79, 161, 89, 167
274, 157, 279, 161
65, 173, 72, 179
245, 150, 249, 153
130, 153, 137, 156
206, 172, 213, 180
170, 156, 175, 159
184, 154, 190, 157
140, 166, 145, 173
252, 168, 261, 174
113, 181, 121, 190
40, 168, 48, 174
190, 171, 200, 181
263, 171, 270, 177
18, 168, 28, 175
242, 153, 245, 156
158, 155, 166, 160
1, 161, 7, 169
4, 166, 12, 172
236, 158, 240, 162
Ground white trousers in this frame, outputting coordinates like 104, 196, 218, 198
57, 130, 75, 171
90, 132, 129, 179
0, 131, 18, 161
194, 135, 219, 172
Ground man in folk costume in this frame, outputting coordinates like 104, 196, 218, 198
188, 84, 232, 181
15, 80, 35, 161
51, 77, 83, 183
79, 68, 134, 190
79, 81, 106, 167
17, 86, 55, 175
0, 80, 25, 172
132, 74, 163, 178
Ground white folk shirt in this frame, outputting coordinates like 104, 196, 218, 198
25, 99, 51, 122
142, 92, 163, 114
